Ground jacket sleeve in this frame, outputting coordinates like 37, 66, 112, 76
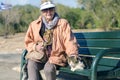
62, 21, 79, 56
24, 23, 36, 52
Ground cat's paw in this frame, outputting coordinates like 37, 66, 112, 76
71, 68, 76, 71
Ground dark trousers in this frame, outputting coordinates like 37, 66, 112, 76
27, 59, 56, 80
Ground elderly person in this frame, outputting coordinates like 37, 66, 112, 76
24, 0, 79, 80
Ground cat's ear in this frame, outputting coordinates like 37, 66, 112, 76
70, 55, 78, 60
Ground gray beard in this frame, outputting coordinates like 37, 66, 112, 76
42, 13, 59, 30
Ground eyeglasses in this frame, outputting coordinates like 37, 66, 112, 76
42, 7, 55, 12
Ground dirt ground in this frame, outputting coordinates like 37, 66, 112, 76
0, 33, 25, 53
0, 33, 25, 80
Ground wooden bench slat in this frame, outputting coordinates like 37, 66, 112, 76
74, 31, 120, 39
59, 67, 91, 76
79, 54, 120, 60
77, 39, 120, 48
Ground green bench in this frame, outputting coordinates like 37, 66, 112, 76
20, 31, 120, 80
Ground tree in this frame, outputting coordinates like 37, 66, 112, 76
77, 0, 120, 30
1, 7, 20, 38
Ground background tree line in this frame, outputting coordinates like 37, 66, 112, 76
0, 0, 120, 37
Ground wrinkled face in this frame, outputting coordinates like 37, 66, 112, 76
41, 7, 55, 21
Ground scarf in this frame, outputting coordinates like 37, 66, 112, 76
42, 13, 59, 30
41, 13, 59, 56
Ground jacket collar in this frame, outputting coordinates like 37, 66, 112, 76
36, 16, 42, 24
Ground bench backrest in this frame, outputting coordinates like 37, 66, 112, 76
74, 31, 120, 68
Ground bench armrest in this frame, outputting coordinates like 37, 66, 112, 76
20, 49, 28, 70
91, 48, 120, 80
20, 49, 28, 80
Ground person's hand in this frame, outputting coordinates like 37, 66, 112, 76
35, 42, 45, 53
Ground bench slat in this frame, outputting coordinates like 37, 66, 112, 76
74, 31, 120, 39
79, 54, 120, 60
77, 39, 120, 48
59, 67, 91, 76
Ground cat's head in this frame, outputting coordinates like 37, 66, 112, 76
67, 56, 78, 64
67, 56, 79, 67
67, 56, 85, 71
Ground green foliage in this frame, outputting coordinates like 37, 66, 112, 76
0, 5, 40, 36
64, 11, 80, 29
17, 4, 40, 31
77, 0, 120, 30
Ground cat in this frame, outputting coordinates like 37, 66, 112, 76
67, 55, 85, 71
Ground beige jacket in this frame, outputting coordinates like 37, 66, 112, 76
25, 16, 79, 66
